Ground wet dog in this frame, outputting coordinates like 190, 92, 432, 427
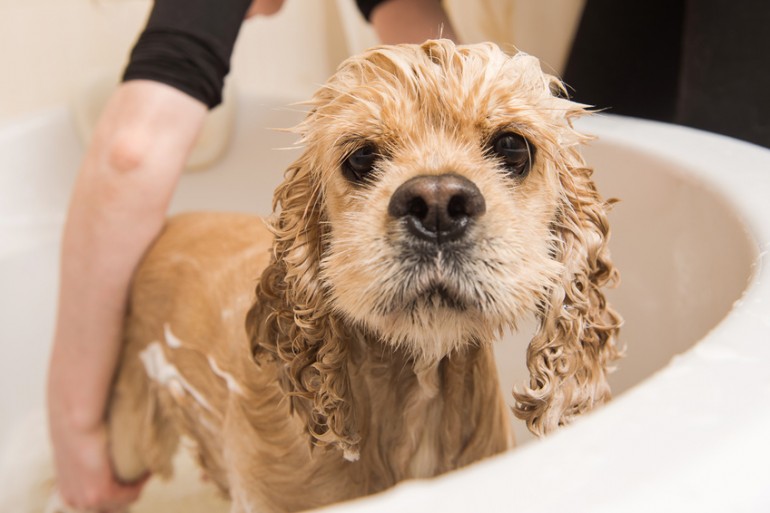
107, 40, 622, 513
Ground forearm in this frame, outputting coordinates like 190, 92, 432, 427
48, 81, 207, 432
370, 0, 458, 45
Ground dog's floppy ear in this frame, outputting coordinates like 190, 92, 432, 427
514, 147, 623, 435
246, 148, 361, 460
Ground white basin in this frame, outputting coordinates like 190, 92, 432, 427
0, 96, 768, 512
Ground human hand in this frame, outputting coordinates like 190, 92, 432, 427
247, 0, 285, 18
49, 417, 148, 513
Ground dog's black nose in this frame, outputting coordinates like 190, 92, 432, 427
388, 173, 486, 243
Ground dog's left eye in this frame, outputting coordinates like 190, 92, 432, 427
343, 144, 380, 183
490, 132, 534, 178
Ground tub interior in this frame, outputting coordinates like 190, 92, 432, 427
0, 96, 757, 510
497, 129, 756, 444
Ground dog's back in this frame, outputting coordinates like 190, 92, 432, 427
108, 212, 274, 489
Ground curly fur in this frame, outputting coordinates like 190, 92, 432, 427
245, 153, 361, 456
248, 39, 622, 453
104, 40, 621, 513
512, 158, 623, 433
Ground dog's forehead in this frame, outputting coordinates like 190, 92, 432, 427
305, 41, 577, 143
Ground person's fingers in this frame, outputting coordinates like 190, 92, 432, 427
82, 476, 149, 513
102, 484, 145, 512
106, 471, 152, 508
246, 0, 285, 18
52, 442, 149, 512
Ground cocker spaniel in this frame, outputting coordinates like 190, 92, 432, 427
106, 40, 622, 513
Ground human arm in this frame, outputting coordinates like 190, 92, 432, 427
365, 0, 458, 44
47, 80, 208, 511
247, 0, 285, 17
47, 0, 290, 509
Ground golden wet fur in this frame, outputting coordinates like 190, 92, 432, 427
107, 40, 622, 513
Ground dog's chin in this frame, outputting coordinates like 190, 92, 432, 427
368, 308, 502, 363
387, 282, 470, 315
357, 284, 506, 363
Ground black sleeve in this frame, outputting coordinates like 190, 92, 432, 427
356, 0, 390, 22
562, 0, 685, 123
122, 0, 252, 109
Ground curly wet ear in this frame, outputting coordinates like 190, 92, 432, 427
513, 161, 623, 435
245, 151, 360, 459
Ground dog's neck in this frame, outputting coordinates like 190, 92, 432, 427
249, 304, 512, 498
344, 329, 513, 485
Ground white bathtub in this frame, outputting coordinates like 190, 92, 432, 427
0, 95, 768, 512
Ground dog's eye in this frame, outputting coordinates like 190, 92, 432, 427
343, 144, 380, 183
490, 132, 534, 178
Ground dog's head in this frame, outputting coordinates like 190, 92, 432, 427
249, 40, 621, 456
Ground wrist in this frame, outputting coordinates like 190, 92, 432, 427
47, 360, 106, 434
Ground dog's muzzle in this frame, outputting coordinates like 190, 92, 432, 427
388, 173, 486, 244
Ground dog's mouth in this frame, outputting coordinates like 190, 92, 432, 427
373, 240, 479, 316
409, 282, 468, 311
374, 279, 470, 317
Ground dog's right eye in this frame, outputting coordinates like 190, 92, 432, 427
490, 132, 534, 178
343, 144, 380, 183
